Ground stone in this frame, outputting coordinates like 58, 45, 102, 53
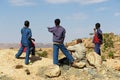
44, 65, 61, 78
86, 52, 102, 69
75, 62, 86, 68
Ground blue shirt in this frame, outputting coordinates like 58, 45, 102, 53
21, 26, 32, 46
48, 26, 66, 43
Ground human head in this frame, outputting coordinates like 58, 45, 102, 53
76, 39, 82, 44
54, 19, 60, 26
95, 23, 100, 29
24, 20, 30, 27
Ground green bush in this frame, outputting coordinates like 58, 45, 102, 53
101, 55, 106, 61
108, 51, 114, 58
103, 33, 114, 50
36, 51, 48, 58
89, 33, 94, 36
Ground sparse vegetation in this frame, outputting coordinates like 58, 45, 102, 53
101, 55, 106, 61
9, 47, 14, 49
101, 33, 115, 59
0, 75, 13, 80
108, 51, 114, 59
103, 33, 114, 50
89, 33, 94, 36
39, 48, 42, 51
36, 50, 48, 58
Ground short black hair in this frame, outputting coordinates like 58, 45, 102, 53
55, 19, 60, 26
95, 23, 100, 28
77, 39, 82, 43
24, 20, 29, 27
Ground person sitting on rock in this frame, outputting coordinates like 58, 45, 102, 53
67, 39, 86, 62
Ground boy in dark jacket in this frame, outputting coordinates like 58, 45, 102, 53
93, 23, 103, 55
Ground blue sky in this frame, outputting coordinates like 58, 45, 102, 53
0, 0, 120, 43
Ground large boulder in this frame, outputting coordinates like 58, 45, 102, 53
86, 52, 102, 69
44, 65, 61, 77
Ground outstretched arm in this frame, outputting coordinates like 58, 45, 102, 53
47, 27, 54, 33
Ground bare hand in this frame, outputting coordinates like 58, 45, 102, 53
94, 28, 96, 31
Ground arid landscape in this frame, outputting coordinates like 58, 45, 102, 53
1, 33, 120, 80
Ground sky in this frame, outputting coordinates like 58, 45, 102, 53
0, 0, 120, 43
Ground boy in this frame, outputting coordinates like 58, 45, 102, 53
93, 23, 103, 55
15, 20, 32, 65
48, 19, 78, 67
67, 39, 86, 62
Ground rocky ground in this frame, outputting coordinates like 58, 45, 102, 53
0, 49, 120, 80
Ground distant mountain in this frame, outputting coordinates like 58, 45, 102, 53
0, 43, 52, 49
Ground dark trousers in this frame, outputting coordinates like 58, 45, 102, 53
94, 43, 101, 55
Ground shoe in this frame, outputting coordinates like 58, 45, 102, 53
15, 54, 19, 59
71, 62, 79, 68
29, 61, 33, 65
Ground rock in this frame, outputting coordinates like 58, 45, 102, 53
83, 39, 94, 49
66, 40, 77, 47
104, 59, 120, 71
86, 52, 102, 69
25, 69, 30, 75
15, 65, 23, 69
75, 62, 86, 68
44, 65, 61, 78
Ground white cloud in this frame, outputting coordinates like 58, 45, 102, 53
45, 0, 108, 4
114, 12, 120, 17
9, 0, 36, 6
66, 13, 87, 20
79, 0, 108, 4
45, 0, 70, 4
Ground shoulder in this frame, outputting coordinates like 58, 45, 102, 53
21, 27, 25, 31
97, 28, 102, 34
60, 26, 64, 28
28, 28, 32, 32
60, 26, 65, 30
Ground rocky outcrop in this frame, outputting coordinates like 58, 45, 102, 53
44, 65, 61, 77
86, 52, 102, 69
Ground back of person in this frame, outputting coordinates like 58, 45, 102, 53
15, 20, 32, 65
21, 27, 31, 46
48, 26, 65, 43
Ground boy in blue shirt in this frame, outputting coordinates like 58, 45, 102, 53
15, 20, 32, 65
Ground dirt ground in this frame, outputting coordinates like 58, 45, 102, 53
0, 49, 53, 80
